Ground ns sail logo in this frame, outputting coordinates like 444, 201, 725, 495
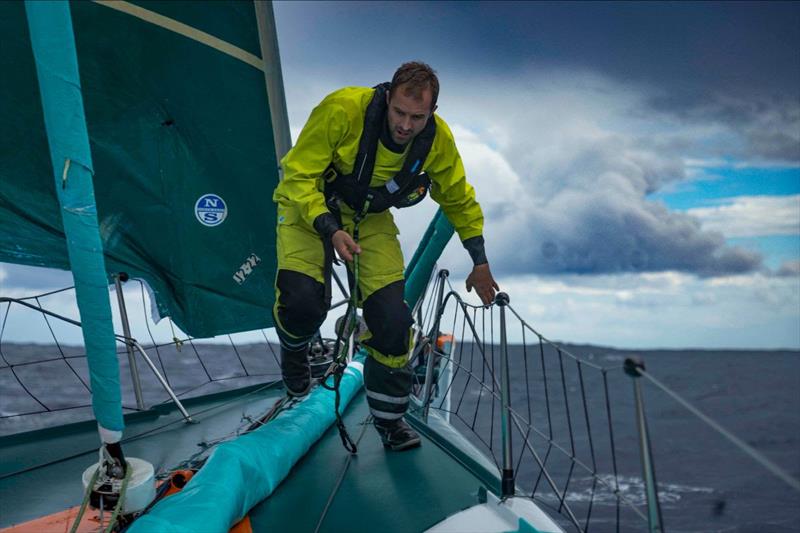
195, 194, 228, 227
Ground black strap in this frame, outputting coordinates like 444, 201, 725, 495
322, 237, 334, 303
350, 83, 389, 213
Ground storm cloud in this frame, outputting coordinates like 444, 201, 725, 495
456, 138, 762, 277
440, 73, 766, 278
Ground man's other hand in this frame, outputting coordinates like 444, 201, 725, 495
466, 263, 499, 306
332, 230, 361, 262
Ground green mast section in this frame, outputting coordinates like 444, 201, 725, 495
404, 208, 455, 309
25, 0, 124, 440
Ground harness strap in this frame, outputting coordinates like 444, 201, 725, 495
322, 237, 335, 303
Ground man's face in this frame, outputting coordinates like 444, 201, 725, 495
386, 84, 436, 146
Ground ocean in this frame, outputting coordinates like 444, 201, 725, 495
449, 344, 800, 533
1, 341, 798, 532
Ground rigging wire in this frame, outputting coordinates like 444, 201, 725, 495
639, 367, 800, 493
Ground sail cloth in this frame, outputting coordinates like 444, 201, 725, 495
0, 1, 279, 337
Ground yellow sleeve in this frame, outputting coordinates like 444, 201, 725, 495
427, 118, 484, 242
275, 96, 351, 227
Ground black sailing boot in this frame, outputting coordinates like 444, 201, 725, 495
280, 345, 312, 397
374, 417, 421, 451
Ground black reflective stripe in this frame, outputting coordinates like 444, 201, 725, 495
369, 408, 404, 421
365, 388, 409, 418
366, 388, 410, 405
363, 355, 412, 400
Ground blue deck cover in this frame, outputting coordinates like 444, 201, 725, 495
128, 358, 365, 533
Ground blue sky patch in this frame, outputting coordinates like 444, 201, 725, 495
650, 166, 800, 211
728, 235, 800, 270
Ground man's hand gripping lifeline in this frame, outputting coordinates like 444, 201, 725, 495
466, 263, 500, 306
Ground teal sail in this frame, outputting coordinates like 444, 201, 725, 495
24, 0, 124, 440
0, 1, 280, 338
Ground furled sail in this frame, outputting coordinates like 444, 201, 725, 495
0, 0, 283, 338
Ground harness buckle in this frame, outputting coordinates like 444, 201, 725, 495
322, 166, 338, 183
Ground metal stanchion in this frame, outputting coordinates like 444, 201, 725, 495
113, 273, 144, 410
496, 292, 514, 497
625, 357, 664, 532
422, 269, 448, 421
130, 340, 193, 423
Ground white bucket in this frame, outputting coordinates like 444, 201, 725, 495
81, 457, 156, 514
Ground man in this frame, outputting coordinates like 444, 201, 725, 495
272, 62, 498, 451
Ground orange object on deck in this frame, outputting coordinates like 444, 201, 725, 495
1, 468, 253, 533
437, 334, 454, 349
2, 505, 109, 533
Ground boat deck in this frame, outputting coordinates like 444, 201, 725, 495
1, 382, 497, 532
251, 393, 488, 533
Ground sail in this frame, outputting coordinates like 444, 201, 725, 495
0, 1, 281, 338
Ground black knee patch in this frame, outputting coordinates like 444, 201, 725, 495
275, 270, 329, 339
364, 356, 412, 398
362, 280, 413, 357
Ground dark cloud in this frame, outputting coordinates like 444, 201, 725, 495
276, 2, 800, 97
276, 2, 800, 164
648, 92, 800, 161
775, 260, 800, 278
472, 136, 765, 277
490, 193, 762, 277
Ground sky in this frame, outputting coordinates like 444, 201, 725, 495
1, 1, 799, 349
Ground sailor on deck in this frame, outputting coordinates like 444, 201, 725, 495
272, 62, 498, 451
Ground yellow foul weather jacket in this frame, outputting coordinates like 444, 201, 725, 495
274, 86, 484, 243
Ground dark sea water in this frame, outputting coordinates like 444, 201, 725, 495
1, 342, 798, 532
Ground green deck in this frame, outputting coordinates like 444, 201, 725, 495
251, 394, 489, 532
1, 384, 498, 531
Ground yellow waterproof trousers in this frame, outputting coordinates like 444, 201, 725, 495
273, 205, 415, 422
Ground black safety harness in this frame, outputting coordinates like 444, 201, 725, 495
323, 82, 436, 217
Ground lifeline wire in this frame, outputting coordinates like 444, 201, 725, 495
639, 368, 800, 493
0, 285, 280, 420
